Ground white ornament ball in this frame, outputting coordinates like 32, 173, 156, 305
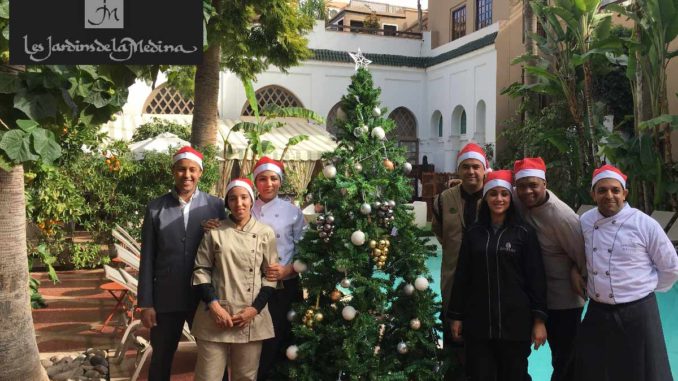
336, 107, 347, 121
354, 162, 363, 172
360, 203, 372, 215
322, 164, 337, 179
403, 162, 413, 174
340, 277, 352, 288
350, 230, 366, 246
293, 260, 308, 273
372, 107, 382, 117
397, 341, 408, 354
414, 277, 429, 291
286, 310, 297, 322
286, 345, 299, 360
371, 126, 386, 140
403, 283, 415, 296
342, 305, 357, 321
409, 318, 421, 330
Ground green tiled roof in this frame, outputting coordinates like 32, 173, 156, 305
309, 32, 498, 69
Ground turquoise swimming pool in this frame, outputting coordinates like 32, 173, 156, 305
424, 245, 678, 380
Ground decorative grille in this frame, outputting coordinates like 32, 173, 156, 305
143, 85, 194, 114
452, 6, 466, 41
241, 85, 303, 116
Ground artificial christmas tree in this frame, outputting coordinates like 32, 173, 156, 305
285, 55, 447, 380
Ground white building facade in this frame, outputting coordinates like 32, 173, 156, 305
107, 20, 499, 173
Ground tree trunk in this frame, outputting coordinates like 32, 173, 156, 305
582, 61, 600, 168
0, 166, 49, 381
191, 42, 222, 149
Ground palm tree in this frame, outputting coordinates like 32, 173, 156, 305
0, 165, 49, 381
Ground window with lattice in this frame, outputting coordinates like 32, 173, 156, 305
388, 107, 417, 139
325, 102, 341, 136
143, 85, 194, 114
241, 85, 304, 116
388, 107, 419, 164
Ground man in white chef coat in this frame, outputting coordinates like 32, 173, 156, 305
575, 164, 678, 381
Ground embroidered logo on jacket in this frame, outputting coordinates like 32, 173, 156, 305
499, 242, 516, 254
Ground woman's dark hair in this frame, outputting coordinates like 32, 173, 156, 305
476, 190, 523, 226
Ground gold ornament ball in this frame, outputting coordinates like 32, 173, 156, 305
314, 312, 324, 322
330, 289, 343, 302
369, 240, 377, 249
382, 247, 389, 254
373, 248, 382, 256
383, 159, 395, 171
384, 240, 391, 247
379, 255, 387, 262
378, 240, 386, 248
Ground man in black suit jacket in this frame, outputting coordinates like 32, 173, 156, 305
138, 146, 226, 381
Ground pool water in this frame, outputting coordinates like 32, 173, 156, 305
424, 243, 678, 380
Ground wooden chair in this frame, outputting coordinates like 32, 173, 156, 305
576, 204, 596, 216
112, 226, 141, 257
115, 244, 140, 272
100, 265, 136, 332
650, 211, 677, 232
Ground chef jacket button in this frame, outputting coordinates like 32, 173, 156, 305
605, 271, 610, 276
278, 257, 282, 260
275, 214, 279, 217
251, 249, 255, 253
593, 271, 598, 275
277, 234, 280, 238
181, 237, 186, 242
595, 293, 600, 297
612, 220, 616, 224
261, 213, 264, 217
593, 248, 597, 252
608, 249, 612, 253
250, 268, 253, 272
594, 226, 599, 229
247, 288, 251, 292
609, 293, 614, 298
252, 234, 256, 238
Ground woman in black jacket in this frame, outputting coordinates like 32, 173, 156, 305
447, 169, 548, 381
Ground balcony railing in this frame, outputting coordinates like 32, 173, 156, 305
326, 25, 423, 39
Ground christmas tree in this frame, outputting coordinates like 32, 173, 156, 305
285, 55, 446, 380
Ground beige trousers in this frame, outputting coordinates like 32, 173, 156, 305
194, 339, 263, 381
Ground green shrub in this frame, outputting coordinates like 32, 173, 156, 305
132, 118, 191, 142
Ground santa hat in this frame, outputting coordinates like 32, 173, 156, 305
226, 178, 255, 203
172, 146, 203, 169
483, 169, 513, 197
513, 157, 546, 181
457, 143, 489, 170
591, 164, 627, 189
253, 156, 284, 181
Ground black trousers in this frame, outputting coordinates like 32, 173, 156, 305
574, 293, 673, 381
257, 277, 303, 380
546, 307, 582, 381
465, 338, 532, 381
147, 310, 194, 381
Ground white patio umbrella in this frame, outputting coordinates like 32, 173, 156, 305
128, 132, 190, 160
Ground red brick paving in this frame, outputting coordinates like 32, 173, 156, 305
32, 269, 197, 380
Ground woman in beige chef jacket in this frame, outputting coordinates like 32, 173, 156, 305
191, 178, 278, 381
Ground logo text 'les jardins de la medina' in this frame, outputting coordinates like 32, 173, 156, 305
10, 0, 202, 64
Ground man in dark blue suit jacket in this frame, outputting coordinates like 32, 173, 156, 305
138, 146, 226, 381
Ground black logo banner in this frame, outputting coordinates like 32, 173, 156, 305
10, 0, 202, 64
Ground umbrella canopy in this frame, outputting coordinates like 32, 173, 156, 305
128, 132, 190, 160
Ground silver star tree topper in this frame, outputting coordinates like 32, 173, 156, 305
348, 48, 372, 71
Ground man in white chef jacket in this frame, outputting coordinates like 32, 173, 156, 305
575, 164, 678, 381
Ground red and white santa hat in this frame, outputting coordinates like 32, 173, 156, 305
513, 157, 546, 181
457, 143, 489, 170
172, 146, 203, 169
226, 178, 255, 202
483, 169, 513, 197
253, 156, 284, 181
591, 164, 627, 189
